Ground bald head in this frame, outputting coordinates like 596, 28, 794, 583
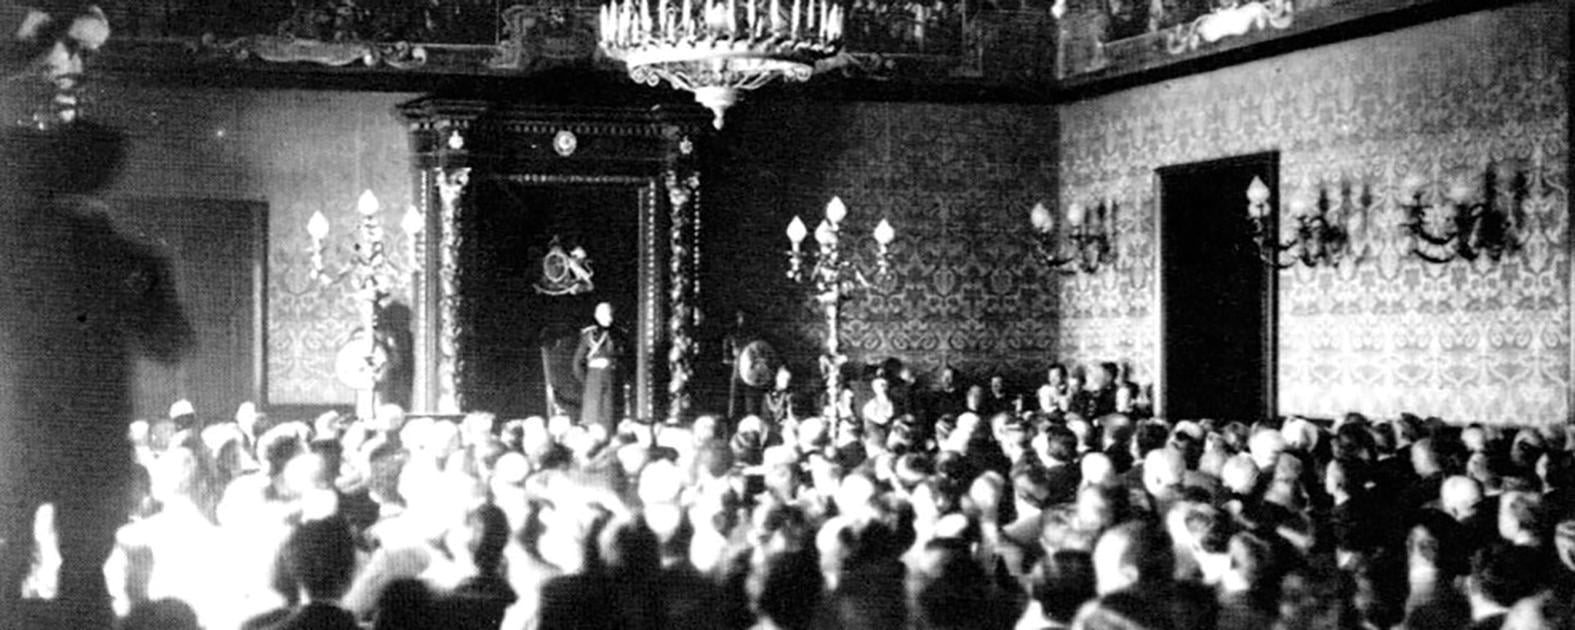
1440, 475, 1483, 521
1411, 437, 1442, 477
1142, 447, 1186, 496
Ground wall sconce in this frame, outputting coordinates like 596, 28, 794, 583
1245, 176, 1355, 268
1397, 162, 1522, 264
1028, 200, 1113, 274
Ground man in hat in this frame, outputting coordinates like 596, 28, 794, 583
0, 4, 192, 625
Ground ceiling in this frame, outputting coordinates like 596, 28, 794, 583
86, 0, 1490, 103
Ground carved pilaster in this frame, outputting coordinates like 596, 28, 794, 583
411, 167, 434, 413
666, 170, 700, 423
436, 167, 470, 413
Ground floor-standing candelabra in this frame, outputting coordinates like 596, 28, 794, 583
307, 190, 423, 419
785, 197, 894, 420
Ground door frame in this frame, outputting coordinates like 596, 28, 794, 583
1152, 151, 1279, 423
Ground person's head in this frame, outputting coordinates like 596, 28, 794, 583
371, 578, 434, 630
1223, 530, 1277, 597
1249, 427, 1287, 471
871, 376, 889, 397
148, 445, 199, 503
1076, 483, 1129, 534
965, 384, 985, 410
1175, 502, 1230, 557
1498, 490, 1546, 547
1406, 514, 1465, 579
1114, 383, 1139, 414
1411, 437, 1443, 477
1131, 421, 1169, 461
1042, 424, 1078, 465
458, 503, 511, 576
1047, 363, 1067, 385
284, 516, 357, 603
1079, 451, 1115, 489
938, 366, 956, 389
774, 366, 792, 391
1033, 550, 1096, 624
1221, 453, 1260, 497
1467, 544, 1543, 617
599, 513, 660, 577
1092, 362, 1117, 389
1462, 424, 1488, 454
118, 598, 201, 630
1141, 447, 1185, 497
1440, 475, 1484, 522
752, 549, 823, 630
1091, 520, 1173, 595
2, 3, 110, 127
1324, 458, 1368, 500
989, 375, 1006, 396
594, 302, 614, 327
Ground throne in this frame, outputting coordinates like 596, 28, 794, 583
538, 323, 583, 420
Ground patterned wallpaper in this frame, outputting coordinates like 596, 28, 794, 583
704, 98, 1060, 395
1056, 2, 1570, 425
93, 86, 418, 405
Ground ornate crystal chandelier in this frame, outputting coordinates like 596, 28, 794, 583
599, 0, 845, 129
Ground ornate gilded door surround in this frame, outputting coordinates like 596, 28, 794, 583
399, 99, 708, 422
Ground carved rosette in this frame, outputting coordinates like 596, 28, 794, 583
666, 170, 700, 422
436, 166, 471, 413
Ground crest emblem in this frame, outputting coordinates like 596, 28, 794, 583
535, 236, 595, 295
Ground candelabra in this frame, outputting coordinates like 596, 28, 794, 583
1397, 163, 1522, 264
306, 190, 424, 419
1245, 176, 1355, 268
1028, 200, 1113, 274
785, 197, 894, 418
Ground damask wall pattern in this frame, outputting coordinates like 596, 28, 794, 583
1056, 2, 1570, 425
95, 86, 419, 405
706, 99, 1060, 392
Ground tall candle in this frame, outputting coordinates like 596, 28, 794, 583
728, 0, 737, 35
748, 0, 757, 36
683, 0, 693, 37
770, 0, 780, 32
790, 0, 800, 36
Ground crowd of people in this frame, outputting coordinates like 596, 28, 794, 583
17, 360, 1575, 630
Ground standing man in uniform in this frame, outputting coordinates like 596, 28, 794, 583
573, 302, 627, 432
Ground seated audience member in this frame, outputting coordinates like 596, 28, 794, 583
985, 375, 1016, 417
862, 376, 897, 432
926, 366, 966, 423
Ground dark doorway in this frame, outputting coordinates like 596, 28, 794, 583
109, 197, 267, 421
1156, 153, 1278, 424
460, 180, 640, 419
